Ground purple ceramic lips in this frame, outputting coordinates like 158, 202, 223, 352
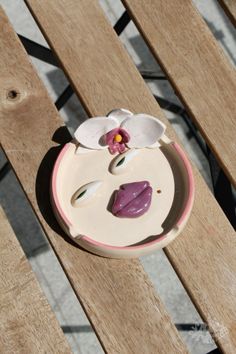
112, 181, 152, 218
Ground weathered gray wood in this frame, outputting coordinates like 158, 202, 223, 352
123, 0, 236, 187
0, 6, 188, 354
0, 207, 72, 354
23, 1, 236, 351
219, 0, 236, 27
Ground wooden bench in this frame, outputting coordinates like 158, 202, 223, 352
0, 207, 71, 353
0, 1, 235, 353
219, 0, 236, 27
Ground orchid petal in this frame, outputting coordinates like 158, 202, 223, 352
121, 114, 166, 148
105, 128, 121, 146
118, 143, 126, 153
74, 117, 119, 150
107, 108, 133, 124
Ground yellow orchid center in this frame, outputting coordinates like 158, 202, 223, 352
114, 134, 122, 143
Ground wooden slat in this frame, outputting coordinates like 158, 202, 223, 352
219, 0, 236, 27
0, 7, 187, 354
22, 1, 236, 352
122, 0, 236, 187
0, 207, 72, 354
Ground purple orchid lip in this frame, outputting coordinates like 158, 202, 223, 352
112, 181, 152, 218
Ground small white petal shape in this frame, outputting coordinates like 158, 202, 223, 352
121, 114, 166, 148
74, 117, 118, 149
71, 181, 103, 207
107, 108, 133, 124
110, 149, 139, 175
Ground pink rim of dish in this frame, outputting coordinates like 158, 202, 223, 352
51, 141, 194, 250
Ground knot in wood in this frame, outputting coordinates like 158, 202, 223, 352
6, 89, 20, 101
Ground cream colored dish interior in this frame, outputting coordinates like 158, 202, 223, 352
54, 141, 182, 247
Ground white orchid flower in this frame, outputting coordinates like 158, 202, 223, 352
74, 109, 166, 154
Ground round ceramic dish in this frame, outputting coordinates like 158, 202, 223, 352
51, 134, 194, 258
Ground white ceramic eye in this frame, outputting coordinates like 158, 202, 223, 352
110, 149, 139, 175
71, 181, 102, 207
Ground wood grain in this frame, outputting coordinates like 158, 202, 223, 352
0, 7, 187, 354
22, 1, 236, 352
0, 207, 72, 354
219, 0, 236, 27
122, 0, 236, 187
